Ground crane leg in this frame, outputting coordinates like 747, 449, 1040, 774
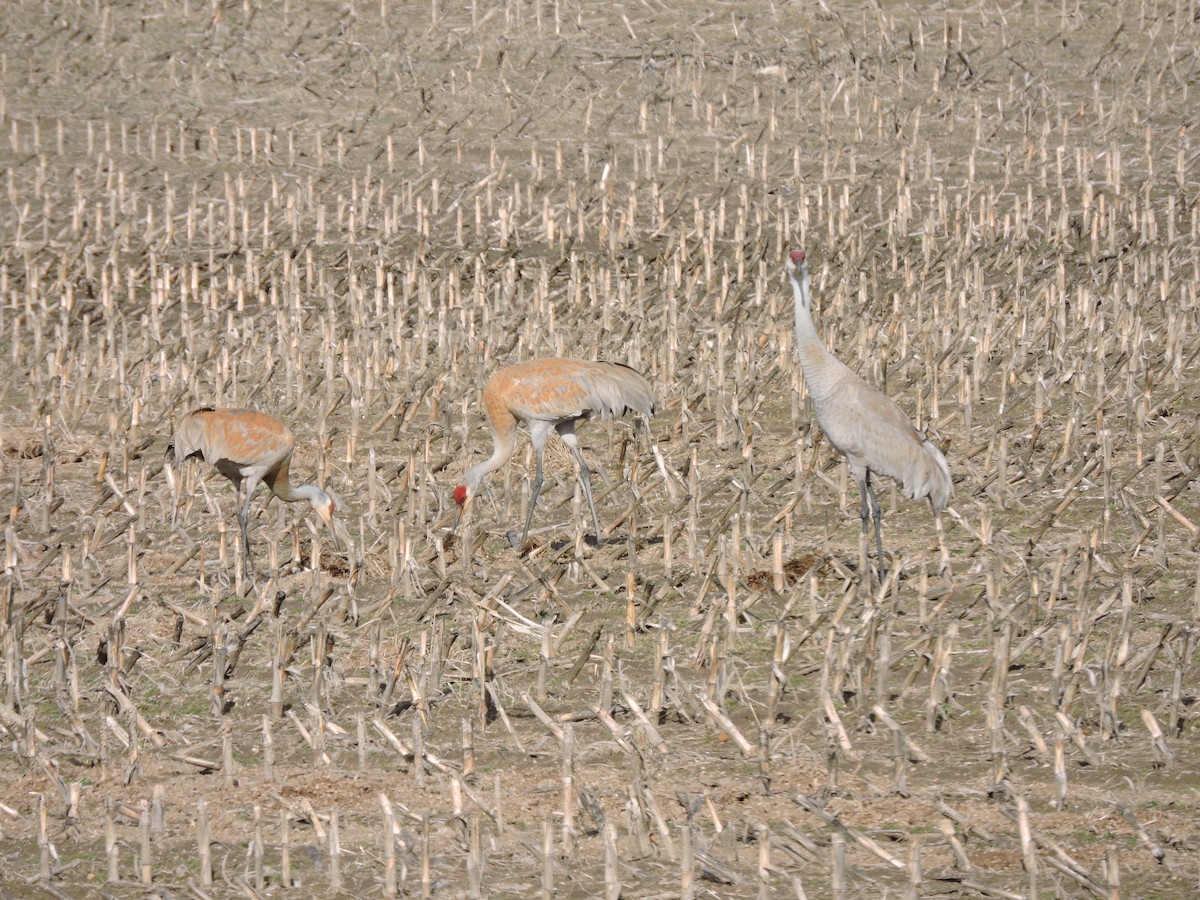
864, 476, 886, 585
860, 476, 886, 585
858, 479, 872, 578
237, 480, 256, 572
571, 445, 603, 542
515, 448, 546, 548
236, 504, 252, 562
559, 425, 603, 543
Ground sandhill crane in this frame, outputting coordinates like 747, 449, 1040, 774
454, 358, 656, 547
785, 250, 950, 583
171, 408, 349, 564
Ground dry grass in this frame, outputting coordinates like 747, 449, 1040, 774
2, 0, 1200, 895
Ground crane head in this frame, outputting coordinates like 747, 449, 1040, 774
789, 250, 806, 264
312, 493, 351, 551
453, 484, 470, 506
312, 494, 335, 522
318, 495, 337, 523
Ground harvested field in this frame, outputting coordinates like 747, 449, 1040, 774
2, 0, 1200, 896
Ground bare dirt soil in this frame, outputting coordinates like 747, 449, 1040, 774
2, 0, 1200, 896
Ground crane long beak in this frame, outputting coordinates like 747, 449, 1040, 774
316, 503, 351, 553
451, 493, 471, 531
452, 498, 473, 565
329, 517, 352, 553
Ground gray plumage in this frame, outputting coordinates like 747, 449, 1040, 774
786, 250, 950, 581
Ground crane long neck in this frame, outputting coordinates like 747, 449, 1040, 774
266, 460, 329, 508
465, 419, 518, 493
791, 268, 837, 367
790, 266, 852, 405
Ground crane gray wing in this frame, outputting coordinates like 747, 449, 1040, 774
815, 386, 950, 509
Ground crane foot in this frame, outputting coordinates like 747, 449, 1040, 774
506, 531, 537, 554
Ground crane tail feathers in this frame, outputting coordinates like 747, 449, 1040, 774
586, 362, 656, 420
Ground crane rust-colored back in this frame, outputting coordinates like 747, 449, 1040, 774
174, 408, 296, 470
484, 358, 654, 428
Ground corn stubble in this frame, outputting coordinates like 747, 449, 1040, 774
1, 0, 1198, 895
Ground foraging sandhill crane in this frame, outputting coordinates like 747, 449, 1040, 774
171, 408, 349, 564
785, 250, 951, 583
454, 358, 656, 547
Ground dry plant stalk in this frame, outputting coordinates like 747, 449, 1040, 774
1, 1, 1199, 896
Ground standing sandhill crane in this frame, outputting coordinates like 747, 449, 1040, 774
785, 250, 951, 583
171, 408, 349, 565
454, 358, 656, 547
